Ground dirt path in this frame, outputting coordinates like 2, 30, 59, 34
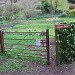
0, 38, 75, 75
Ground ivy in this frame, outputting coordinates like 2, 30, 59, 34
57, 22, 75, 64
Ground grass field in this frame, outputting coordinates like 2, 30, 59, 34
0, 17, 75, 73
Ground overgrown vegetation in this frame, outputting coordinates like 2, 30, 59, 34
57, 22, 75, 64
0, 15, 75, 72
0, 1, 75, 75
68, 9, 75, 17
0, 0, 70, 20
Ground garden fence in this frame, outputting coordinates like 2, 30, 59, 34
0, 29, 50, 65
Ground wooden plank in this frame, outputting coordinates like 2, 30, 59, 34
5, 47, 46, 52
55, 26, 60, 65
55, 24, 70, 29
46, 29, 50, 65
4, 43, 46, 47
4, 38, 36, 40
4, 32, 46, 34
0, 31, 5, 53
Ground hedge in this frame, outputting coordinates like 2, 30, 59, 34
68, 9, 75, 17
57, 22, 75, 64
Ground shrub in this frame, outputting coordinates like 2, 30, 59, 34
3, 5, 12, 20
3, 3, 20, 20
68, 0, 75, 4
41, 0, 51, 14
56, 22, 75, 64
0, 7, 3, 16
24, 9, 42, 19
69, 4, 75, 10
68, 9, 75, 17
59, 11, 68, 17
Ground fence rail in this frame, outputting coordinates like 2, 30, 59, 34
0, 29, 50, 65
4, 32, 45, 34
4, 43, 46, 47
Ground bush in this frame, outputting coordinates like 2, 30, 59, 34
3, 5, 12, 20
0, 7, 3, 16
3, 3, 20, 20
68, 0, 75, 4
68, 9, 75, 17
59, 11, 68, 17
41, 0, 51, 14
69, 4, 75, 10
24, 9, 42, 19
56, 22, 75, 64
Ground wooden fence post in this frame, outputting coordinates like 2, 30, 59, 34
0, 31, 5, 53
46, 29, 50, 65
55, 25, 60, 65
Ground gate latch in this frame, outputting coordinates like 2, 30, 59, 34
40, 40, 46, 47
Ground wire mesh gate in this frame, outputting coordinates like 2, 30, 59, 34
0, 29, 50, 65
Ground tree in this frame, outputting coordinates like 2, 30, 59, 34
48, 0, 69, 12
10, 0, 18, 3
2, 0, 20, 20
41, 0, 51, 13
13, 0, 18, 3
10, 0, 13, 17
68, 0, 75, 4
9, 0, 18, 17
41, 0, 69, 14
57, 0, 69, 12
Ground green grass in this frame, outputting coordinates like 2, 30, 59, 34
0, 17, 75, 72
4, 33, 47, 61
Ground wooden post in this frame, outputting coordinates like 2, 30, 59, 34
46, 29, 50, 65
0, 31, 5, 53
55, 25, 60, 65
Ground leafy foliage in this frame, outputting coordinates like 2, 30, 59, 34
57, 0, 69, 11
41, 0, 51, 13
68, 9, 75, 17
68, 0, 75, 4
0, 7, 3, 16
40, 0, 69, 14
24, 9, 42, 18
57, 22, 75, 64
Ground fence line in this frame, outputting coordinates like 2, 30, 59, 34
4, 32, 46, 34
0, 31, 5, 53
46, 29, 50, 65
0, 29, 50, 65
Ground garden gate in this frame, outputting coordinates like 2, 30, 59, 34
0, 29, 50, 65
